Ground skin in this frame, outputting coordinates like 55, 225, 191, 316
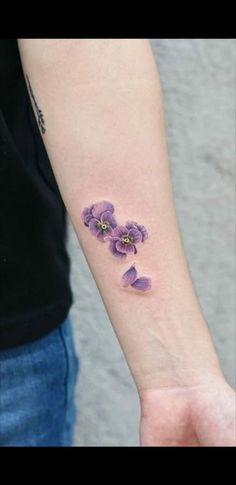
18, 39, 235, 446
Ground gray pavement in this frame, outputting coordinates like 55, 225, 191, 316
66, 39, 235, 446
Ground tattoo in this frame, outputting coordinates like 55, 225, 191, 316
26, 75, 46, 135
82, 201, 117, 242
81, 200, 152, 292
122, 264, 151, 292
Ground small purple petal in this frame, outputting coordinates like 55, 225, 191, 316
131, 277, 152, 292
126, 221, 148, 242
127, 228, 142, 244
105, 235, 119, 243
101, 211, 117, 228
98, 226, 113, 241
122, 265, 137, 287
109, 239, 127, 259
112, 225, 127, 238
92, 201, 114, 219
96, 230, 106, 241
82, 206, 94, 226
137, 224, 148, 242
116, 240, 135, 254
125, 221, 136, 230
88, 218, 100, 236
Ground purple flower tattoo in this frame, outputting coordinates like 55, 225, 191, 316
122, 264, 152, 292
82, 201, 151, 291
82, 201, 117, 241
108, 224, 147, 259
125, 221, 148, 242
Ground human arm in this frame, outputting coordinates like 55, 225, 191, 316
17, 39, 235, 445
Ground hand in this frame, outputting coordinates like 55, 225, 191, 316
139, 375, 235, 446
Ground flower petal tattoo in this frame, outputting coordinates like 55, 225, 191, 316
125, 221, 148, 242
121, 264, 152, 292
108, 224, 146, 258
131, 277, 152, 292
82, 201, 117, 242
122, 264, 138, 287
82, 201, 151, 292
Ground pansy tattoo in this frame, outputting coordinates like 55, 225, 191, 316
81, 201, 151, 292
108, 225, 143, 259
122, 264, 152, 292
82, 201, 117, 241
82, 201, 148, 256
108, 222, 148, 259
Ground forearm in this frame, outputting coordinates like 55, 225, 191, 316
18, 39, 222, 392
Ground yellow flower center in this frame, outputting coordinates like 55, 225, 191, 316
121, 235, 132, 244
98, 221, 109, 231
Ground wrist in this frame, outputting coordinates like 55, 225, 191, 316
137, 366, 226, 400
135, 363, 224, 397
139, 369, 235, 447
127, 312, 222, 394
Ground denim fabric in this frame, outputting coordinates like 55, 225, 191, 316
0, 315, 79, 446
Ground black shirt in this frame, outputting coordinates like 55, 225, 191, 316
0, 39, 73, 349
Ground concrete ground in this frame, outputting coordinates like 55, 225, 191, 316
66, 39, 235, 446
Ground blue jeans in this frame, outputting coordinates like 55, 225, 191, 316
0, 316, 79, 446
